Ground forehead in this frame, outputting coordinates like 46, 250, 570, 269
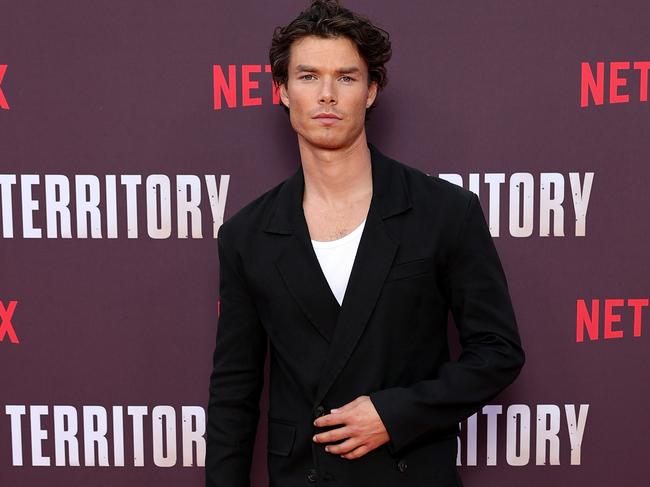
288, 35, 367, 72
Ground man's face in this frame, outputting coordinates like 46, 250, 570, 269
279, 35, 378, 151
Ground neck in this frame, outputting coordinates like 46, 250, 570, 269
298, 133, 373, 209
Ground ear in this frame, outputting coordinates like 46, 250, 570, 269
366, 81, 378, 108
279, 82, 290, 108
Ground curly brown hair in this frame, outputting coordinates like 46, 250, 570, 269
269, 0, 392, 120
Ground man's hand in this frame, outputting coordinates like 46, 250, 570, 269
312, 395, 390, 460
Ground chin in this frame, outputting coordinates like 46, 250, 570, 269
299, 131, 344, 150
313, 137, 349, 151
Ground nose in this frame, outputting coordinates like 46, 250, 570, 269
318, 78, 337, 105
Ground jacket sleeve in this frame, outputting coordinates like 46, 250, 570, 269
369, 192, 525, 456
206, 224, 268, 487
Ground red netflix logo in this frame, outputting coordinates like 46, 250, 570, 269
576, 298, 648, 342
0, 65, 9, 110
0, 300, 19, 344
580, 61, 650, 107
213, 64, 281, 109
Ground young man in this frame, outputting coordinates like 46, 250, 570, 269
206, 1, 525, 486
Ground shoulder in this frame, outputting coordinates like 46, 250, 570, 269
217, 176, 286, 243
389, 153, 476, 214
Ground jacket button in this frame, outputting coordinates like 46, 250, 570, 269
397, 459, 408, 472
314, 405, 325, 418
306, 468, 318, 482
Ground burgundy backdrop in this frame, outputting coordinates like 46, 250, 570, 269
1, 1, 649, 485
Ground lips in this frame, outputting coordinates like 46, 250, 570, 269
313, 113, 342, 120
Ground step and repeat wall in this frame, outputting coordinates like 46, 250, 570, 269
1, 1, 648, 485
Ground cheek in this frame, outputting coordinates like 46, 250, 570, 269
344, 90, 369, 112
288, 97, 307, 125
294, 96, 315, 120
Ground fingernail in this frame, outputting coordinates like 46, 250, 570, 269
325, 446, 329, 452
312, 435, 317, 442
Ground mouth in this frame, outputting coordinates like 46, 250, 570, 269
314, 117, 340, 125
313, 113, 342, 125
313, 113, 342, 120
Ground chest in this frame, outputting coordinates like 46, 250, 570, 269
303, 199, 370, 242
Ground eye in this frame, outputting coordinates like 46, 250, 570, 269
300, 74, 316, 80
340, 76, 355, 82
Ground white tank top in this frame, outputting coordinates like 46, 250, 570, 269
311, 219, 366, 306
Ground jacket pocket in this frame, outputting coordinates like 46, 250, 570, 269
385, 258, 433, 282
267, 419, 297, 456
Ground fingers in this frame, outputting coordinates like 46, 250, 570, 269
340, 444, 370, 459
321, 436, 364, 456
313, 425, 353, 445
311, 396, 380, 461
313, 408, 348, 427
314, 396, 368, 427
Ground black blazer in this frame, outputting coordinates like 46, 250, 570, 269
206, 143, 525, 487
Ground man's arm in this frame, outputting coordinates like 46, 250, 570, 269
369, 192, 525, 456
206, 225, 267, 487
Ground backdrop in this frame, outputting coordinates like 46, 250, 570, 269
1, 1, 648, 485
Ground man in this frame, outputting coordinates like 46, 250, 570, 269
206, 1, 525, 486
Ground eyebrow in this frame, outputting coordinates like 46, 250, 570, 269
294, 64, 362, 74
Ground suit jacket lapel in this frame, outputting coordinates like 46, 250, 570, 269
269, 162, 341, 343
265, 143, 413, 400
